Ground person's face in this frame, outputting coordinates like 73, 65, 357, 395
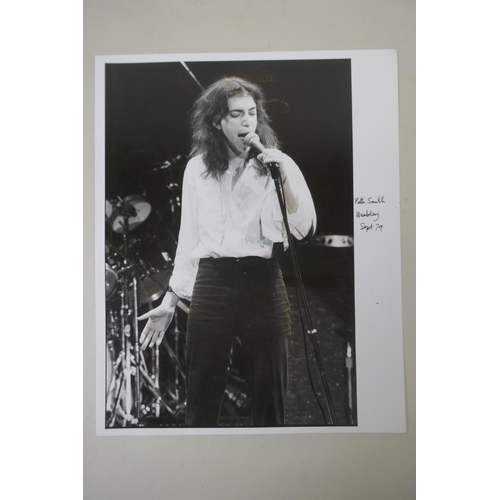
217, 95, 257, 156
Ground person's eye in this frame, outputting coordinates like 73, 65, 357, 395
230, 112, 240, 118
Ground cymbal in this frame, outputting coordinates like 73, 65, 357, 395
107, 194, 152, 233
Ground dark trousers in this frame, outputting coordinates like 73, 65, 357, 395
185, 257, 291, 427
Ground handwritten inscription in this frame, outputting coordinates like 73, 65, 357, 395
355, 196, 386, 232
356, 209, 380, 222
355, 196, 385, 205
360, 223, 384, 232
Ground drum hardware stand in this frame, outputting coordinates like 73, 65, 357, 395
137, 291, 188, 418
106, 204, 187, 426
105, 203, 144, 425
107, 364, 126, 427
106, 323, 178, 425
170, 312, 185, 408
105, 193, 190, 425
147, 311, 186, 416
345, 342, 355, 425
106, 305, 137, 427
137, 353, 176, 417
173, 314, 181, 403
122, 211, 143, 422
107, 289, 185, 422
152, 343, 161, 417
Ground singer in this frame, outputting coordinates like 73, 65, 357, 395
138, 76, 316, 426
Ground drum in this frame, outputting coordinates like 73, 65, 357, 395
128, 233, 174, 305
105, 264, 119, 300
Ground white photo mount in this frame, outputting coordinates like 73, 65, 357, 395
95, 49, 405, 435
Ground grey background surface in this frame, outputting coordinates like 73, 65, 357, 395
84, 1, 415, 498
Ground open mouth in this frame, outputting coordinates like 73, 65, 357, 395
238, 133, 251, 146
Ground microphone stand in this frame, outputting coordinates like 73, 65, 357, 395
268, 163, 338, 426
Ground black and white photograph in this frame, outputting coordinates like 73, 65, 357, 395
95, 50, 405, 434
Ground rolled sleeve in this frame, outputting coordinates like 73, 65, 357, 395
273, 155, 317, 241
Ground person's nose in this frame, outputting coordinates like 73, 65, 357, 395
241, 112, 252, 127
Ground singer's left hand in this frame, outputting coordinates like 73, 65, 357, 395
257, 149, 288, 182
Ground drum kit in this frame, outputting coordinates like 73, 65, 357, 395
104, 191, 188, 428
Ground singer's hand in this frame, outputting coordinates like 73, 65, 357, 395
138, 301, 176, 350
257, 149, 288, 182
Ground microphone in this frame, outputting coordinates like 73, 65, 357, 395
243, 133, 281, 180
243, 132, 266, 154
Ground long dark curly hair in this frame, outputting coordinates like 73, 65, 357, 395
189, 76, 280, 179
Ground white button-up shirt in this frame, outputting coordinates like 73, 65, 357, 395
169, 154, 316, 300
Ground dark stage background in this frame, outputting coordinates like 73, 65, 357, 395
104, 59, 356, 427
